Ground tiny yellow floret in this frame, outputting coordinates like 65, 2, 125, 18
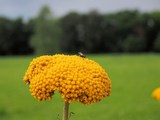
23, 54, 111, 104
152, 87, 160, 101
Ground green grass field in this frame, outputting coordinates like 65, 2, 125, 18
0, 54, 160, 120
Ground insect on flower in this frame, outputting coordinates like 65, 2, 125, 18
78, 52, 86, 58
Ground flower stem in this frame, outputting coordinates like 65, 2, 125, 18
63, 101, 69, 120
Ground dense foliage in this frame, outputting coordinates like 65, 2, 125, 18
0, 17, 33, 55
0, 6, 160, 55
60, 10, 160, 53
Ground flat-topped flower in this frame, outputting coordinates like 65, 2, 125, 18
152, 87, 160, 101
24, 54, 111, 104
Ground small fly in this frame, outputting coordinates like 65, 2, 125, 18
78, 52, 86, 58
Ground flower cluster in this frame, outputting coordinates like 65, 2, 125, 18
24, 54, 111, 104
152, 87, 160, 101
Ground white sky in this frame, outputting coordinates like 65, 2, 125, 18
0, 0, 160, 20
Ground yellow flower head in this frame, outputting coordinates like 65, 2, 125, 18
23, 54, 111, 104
152, 87, 160, 101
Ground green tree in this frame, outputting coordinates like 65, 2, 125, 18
0, 17, 33, 55
60, 12, 81, 53
30, 5, 60, 55
145, 12, 160, 51
60, 11, 104, 53
82, 11, 104, 53
103, 10, 142, 52
123, 35, 146, 52
153, 32, 160, 52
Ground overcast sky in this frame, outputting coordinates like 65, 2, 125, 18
0, 0, 160, 20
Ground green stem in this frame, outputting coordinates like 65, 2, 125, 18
63, 101, 69, 120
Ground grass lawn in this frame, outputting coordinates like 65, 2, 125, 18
0, 54, 160, 120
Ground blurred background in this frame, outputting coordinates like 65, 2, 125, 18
0, 0, 160, 55
0, 1, 160, 120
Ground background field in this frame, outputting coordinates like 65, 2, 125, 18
0, 54, 160, 120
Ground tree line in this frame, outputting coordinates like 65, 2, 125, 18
0, 6, 160, 55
